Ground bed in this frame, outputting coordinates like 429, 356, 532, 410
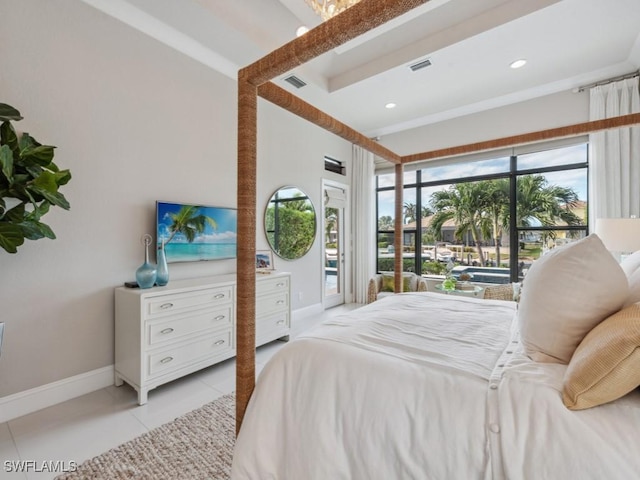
232, 237, 640, 479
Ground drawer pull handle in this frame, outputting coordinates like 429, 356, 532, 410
214, 315, 226, 321
214, 294, 225, 299
160, 303, 174, 310
160, 356, 173, 364
276, 300, 285, 305
277, 320, 285, 325
276, 282, 285, 287
214, 340, 225, 346
160, 328, 174, 335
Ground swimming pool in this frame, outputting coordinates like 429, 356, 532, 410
452, 266, 510, 284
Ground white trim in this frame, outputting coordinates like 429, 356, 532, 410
0, 366, 114, 423
292, 302, 323, 321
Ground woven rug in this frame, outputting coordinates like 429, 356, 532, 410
55, 393, 235, 480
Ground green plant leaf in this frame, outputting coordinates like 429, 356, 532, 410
21, 145, 55, 166
4, 203, 25, 221
27, 184, 70, 210
55, 169, 72, 186
0, 104, 23, 122
0, 121, 19, 151
0, 145, 13, 183
0, 221, 25, 253
25, 201, 50, 221
18, 132, 37, 151
20, 218, 55, 240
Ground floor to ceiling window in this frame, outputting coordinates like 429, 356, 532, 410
376, 139, 589, 283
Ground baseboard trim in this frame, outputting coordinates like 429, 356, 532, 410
0, 365, 114, 423
292, 302, 323, 320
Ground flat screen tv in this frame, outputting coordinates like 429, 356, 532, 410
156, 201, 237, 263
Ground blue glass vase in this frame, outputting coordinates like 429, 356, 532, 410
156, 240, 169, 286
136, 235, 157, 289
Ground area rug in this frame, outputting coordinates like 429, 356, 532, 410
55, 393, 235, 480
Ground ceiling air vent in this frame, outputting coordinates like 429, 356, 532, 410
283, 75, 307, 89
409, 58, 432, 72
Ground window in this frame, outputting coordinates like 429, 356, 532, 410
324, 156, 345, 175
376, 141, 589, 283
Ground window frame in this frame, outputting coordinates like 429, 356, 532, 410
375, 139, 589, 282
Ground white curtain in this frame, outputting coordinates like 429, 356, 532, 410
350, 145, 375, 304
589, 76, 640, 225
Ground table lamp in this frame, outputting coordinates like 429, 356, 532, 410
595, 217, 640, 259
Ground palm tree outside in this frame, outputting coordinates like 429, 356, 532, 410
428, 174, 582, 267
429, 182, 488, 265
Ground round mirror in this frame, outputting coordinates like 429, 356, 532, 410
265, 186, 316, 260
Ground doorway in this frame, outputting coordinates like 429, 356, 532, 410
323, 181, 348, 309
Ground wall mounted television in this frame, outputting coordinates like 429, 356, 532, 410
156, 201, 237, 263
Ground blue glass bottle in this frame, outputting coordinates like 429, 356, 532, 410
156, 239, 169, 286
136, 234, 157, 289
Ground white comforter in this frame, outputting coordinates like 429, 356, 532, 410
231, 292, 640, 480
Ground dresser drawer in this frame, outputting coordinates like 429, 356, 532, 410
146, 306, 232, 347
144, 286, 233, 318
256, 291, 289, 317
256, 276, 290, 296
147, 330, 232, 378
257, 311, 289, 345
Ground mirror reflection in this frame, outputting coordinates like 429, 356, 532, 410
265, 186, 316, 260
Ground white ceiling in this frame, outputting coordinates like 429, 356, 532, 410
82, 0, 640, 138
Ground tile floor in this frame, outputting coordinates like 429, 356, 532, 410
0, 303, 362, 480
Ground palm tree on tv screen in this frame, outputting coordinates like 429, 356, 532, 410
165, 205, 217, 244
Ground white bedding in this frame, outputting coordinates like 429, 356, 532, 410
231, 292, 640, 480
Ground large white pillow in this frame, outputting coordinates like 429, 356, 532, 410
621, 251, 640, 307
518, 234, 628, 364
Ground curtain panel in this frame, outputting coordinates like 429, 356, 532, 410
589, 76, 640, 224
350, 145, 375, 303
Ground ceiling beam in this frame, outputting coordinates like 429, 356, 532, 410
241, 0, 432, 86
401, 113, 640, 163
258, 82, 401, 164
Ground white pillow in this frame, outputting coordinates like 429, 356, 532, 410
620, 250, 640, 277
624, 269, 640, 307
518, 234, 628, 364
621, 251, 640, 307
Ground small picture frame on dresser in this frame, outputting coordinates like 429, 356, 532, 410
256, 250, 274, 273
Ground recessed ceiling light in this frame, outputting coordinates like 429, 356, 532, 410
296, 26, 309, 37
510, 59, 527, 69
385, 103, 397, 109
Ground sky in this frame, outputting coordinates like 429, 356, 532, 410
157, 202, 238, 244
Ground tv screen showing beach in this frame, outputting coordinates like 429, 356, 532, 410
156, 202, 237, 263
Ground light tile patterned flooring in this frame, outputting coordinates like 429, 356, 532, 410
0, 303, 362, 480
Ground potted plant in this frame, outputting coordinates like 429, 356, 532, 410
0, 103, 71, 253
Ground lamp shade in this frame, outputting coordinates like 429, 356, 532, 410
595, 218, 640, 252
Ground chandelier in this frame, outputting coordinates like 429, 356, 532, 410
304, 0, 362, 21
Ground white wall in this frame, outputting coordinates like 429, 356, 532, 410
0, 0, 351, 399
257, 100, 352, 309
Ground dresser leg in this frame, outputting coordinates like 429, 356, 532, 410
114, 373, 124, 387
138, 389, 148, 405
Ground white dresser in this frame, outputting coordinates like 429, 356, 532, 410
114, 272, 291, 404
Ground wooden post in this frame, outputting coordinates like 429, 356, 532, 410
236, 73, 257, 434
394, 162, 404, 292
